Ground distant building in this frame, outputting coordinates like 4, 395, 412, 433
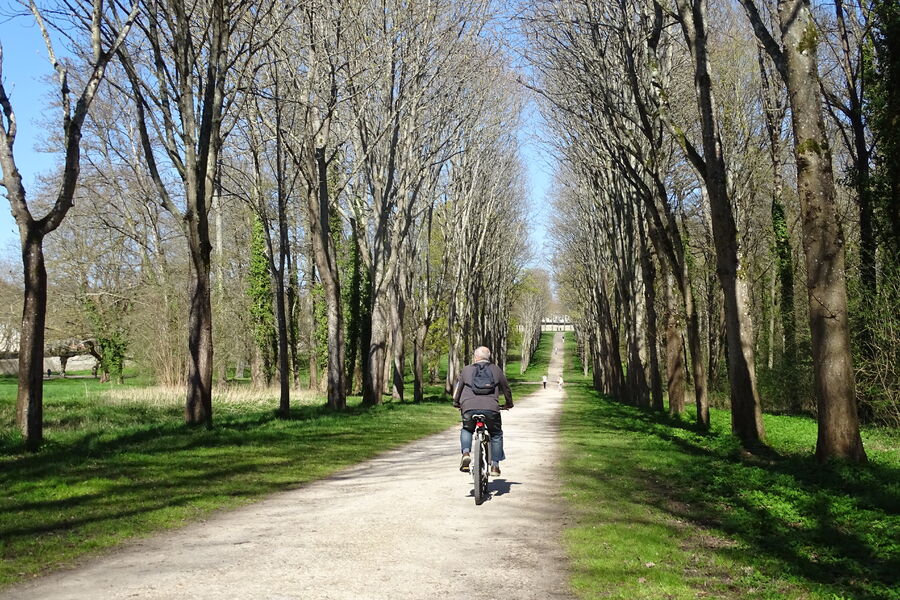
540, 315, 573, 332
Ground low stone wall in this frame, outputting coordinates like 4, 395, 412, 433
0, 354, 98, 376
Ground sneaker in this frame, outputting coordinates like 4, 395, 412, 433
490, 465, 501, 477
459, 453, 471, 472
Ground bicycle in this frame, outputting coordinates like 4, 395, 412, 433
469, 413, 492, 505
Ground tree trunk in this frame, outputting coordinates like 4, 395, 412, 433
273, 269, 290, 414
344, 225, 362, 394
413, 322, 428, 403
777, 0, 865, 462
185, 238, 213, 427
390, 276, 406, 401
16, 233, 47, 450
287, 258, 301, 387
359, 263, 374, 399
772, 194, 797, 368
626, 268, 650, 407
308, 148, 346, 410
214, 191, 228, 385
251, 345, 264, 389
445, 296, 462, 394
641, 226, 664, 411
364, 292, 388, 405
767, 274, 776, 370
680, 265, 708, 426
383, 326, 393, 396
665, 273, 686, 415
274, 102, 291, 416
679, 0, 764, 443
306, 249, 319, 390
758, 46, 797, 372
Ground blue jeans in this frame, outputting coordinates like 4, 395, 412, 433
460, 410, 505, 462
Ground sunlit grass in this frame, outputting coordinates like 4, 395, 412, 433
506, 331, 556, 380
99, 384, 324, 409
559, 336, 900, 600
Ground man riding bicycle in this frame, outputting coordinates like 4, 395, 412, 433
452, 346, 513, 477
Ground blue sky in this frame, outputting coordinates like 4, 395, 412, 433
0, 14, 57, 257
0, 14, 555, 267
518, 103, 554, 269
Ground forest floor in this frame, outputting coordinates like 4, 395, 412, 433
1, 333, 573, 599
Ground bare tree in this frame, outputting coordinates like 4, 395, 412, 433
116, 0, 278, 426
740, 0, 867, 462
0, 0, 137, 449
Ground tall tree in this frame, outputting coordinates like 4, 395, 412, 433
666, 0, 766, 444
117, 0, 277, 426
0, 0, 137, 449
740, 0, 867, 462
247, 216, 277, 386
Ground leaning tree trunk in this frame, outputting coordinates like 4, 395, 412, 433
680, 0, 764, 444
777, 0, 865, 462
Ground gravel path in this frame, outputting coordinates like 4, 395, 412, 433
5, 332, 573, 600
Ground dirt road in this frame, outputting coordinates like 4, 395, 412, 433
5, 333, 573, 600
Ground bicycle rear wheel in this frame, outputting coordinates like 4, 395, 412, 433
472, 433, 483, 505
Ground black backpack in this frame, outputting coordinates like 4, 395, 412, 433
468, 362, 496, 395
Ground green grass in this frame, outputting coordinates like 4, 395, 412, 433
559, 337, 900, 599
0, 342, 548, 588
506, 331, 555, 380
0, 395, 455, 587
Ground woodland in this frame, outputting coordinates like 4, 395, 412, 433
0, 0, 896, 461
527, 0, 899, 464
0, 0, 553, 451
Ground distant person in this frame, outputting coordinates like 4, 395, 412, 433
46, 368, 51, 379
452, 346, 513, 477
542, 374, 547, 389
557, 375, 564, 391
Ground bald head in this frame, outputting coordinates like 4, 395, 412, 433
473, 346, 491, 362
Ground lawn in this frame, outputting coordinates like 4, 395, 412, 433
506, 331, 555, 381
559, 336, 899, 599
0, 342, 543, 589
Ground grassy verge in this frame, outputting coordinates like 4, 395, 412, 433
0, 391, 457, 587
559, 337, 900, 600
506, 331, 555, 380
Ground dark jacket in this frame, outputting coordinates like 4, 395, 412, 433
452, 361, 513, 413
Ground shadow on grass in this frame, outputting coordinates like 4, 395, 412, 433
0, 398, 459, 586
568, 384, 900, 600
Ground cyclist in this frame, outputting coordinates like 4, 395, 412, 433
452, 346, 513, 477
